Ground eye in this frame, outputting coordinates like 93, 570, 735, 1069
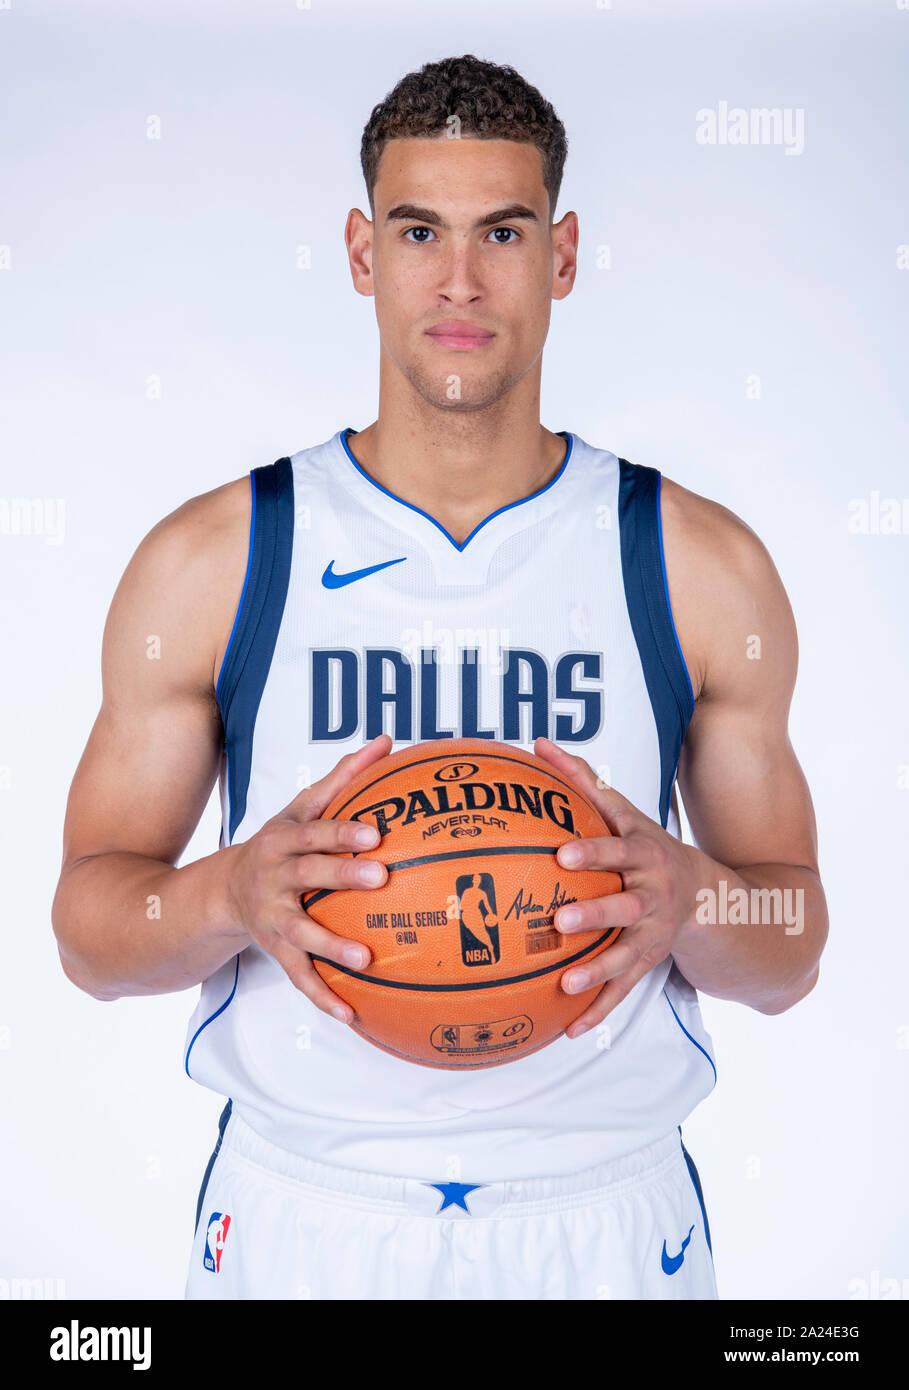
488, 226, 520, 244
403, 226, 436, 243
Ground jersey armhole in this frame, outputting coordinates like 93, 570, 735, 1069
654, 473, 696, 711
617, 459, 696, 826
215, 457, 295, 842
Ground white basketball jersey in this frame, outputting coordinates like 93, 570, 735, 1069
184, 428, 717, 1181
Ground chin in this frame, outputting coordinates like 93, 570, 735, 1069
408, 365, 520, 414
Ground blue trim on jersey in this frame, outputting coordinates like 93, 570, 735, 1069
339, 427, 574, 552
678, 1128, 713, 1255
655, 473, 696, 710
194, 1099, 233, 1236
217, 458, 295, 842
663, 984, 717, 1085
617, 459, 695, 826
185, 956, 240, 1078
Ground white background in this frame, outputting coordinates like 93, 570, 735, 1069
1, 0, 907, 1300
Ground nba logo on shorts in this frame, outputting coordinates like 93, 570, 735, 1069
455, 872, 500, 966
203, 1212, 231, 1273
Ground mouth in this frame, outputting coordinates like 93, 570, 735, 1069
425, 321, 496, 351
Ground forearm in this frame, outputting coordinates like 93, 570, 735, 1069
671, 847, 828, 1013
52, 846, 249, 1001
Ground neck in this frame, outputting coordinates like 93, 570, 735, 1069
345, 381, 567, 546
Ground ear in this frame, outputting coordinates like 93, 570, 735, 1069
345, 207, 375, 298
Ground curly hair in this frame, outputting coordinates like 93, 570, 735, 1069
360, 54, 568, 220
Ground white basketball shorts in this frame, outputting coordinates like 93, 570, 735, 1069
184, 1102, 717, 1300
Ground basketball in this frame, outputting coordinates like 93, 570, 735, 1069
303, 739, 623, 1068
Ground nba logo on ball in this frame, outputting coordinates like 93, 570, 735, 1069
456, 872, 500, 966
203, 1212, 231, 1273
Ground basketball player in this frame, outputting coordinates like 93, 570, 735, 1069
203, 1213, 229, 1275
459, 874, 500, 962
52, 55, 828, 1300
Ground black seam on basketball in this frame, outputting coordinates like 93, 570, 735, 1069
349, 1022, 549, 1066
349, 1026, 428, 1065
301, 844, 565, 910
308, 929, 617, 991
327, 749, 603, 824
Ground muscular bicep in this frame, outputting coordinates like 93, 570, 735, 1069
666, 483, 819, 875
677, 686, 819, 875
62, 691, 222, 870
60, 480, 249, 871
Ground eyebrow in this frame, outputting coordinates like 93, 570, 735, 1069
384, 203, 540, 229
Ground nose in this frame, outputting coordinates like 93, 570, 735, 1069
435, 240, 485, 305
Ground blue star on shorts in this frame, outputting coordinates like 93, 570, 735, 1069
425, 1181, 485, 1213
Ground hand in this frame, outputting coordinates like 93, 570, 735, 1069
533, 736, 703, 1038
224, 735, 392, 1022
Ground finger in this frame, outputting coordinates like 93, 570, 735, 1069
278, 910, 372, 973
295, 851, 388, 895
283, 735, 393, 823
266, 931, 357, 1023
556, 833, 630, 874
534, 736, 644, 836
564, 954, 659, 1038
560, 928, 655, 994
269, 817, 383, 858
555, 888, 646, 935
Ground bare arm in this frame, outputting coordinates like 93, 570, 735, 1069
51, 480, 254, 999
664, 479, 828, 1011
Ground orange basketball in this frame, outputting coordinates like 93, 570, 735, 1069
303, 739, 622, 1069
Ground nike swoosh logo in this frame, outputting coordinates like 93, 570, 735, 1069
661, 1224, 696, 1275
321, 557, 406, 589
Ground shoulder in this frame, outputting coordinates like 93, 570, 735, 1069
657, 474, 797, 704
135, 475, 252, 572
104, 476, 252, 697
114, 475, 252, 620
658, 474, 773, 589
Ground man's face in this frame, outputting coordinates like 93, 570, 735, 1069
349, 136, 576, 413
